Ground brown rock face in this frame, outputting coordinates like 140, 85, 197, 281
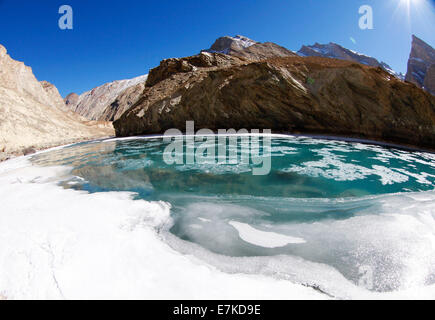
405, 35, 435, 89
114, 55, 435, 150
146, 52, 246, 88
423, 64, 435, 95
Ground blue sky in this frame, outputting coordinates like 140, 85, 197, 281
0, 0, 434, 97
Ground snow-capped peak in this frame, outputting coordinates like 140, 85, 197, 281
204, 35, 258, 55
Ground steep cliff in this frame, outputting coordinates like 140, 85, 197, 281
0, 44, 114, 161
424, 64, 435, 95
406, 35, 435, 94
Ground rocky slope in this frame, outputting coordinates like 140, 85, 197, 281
405, 35, 435, 95
298, 42, 400, 78
114, 49, 435, 150
0, 44, 114, 161
65, 74, 148, 121
145, 51, 247, 88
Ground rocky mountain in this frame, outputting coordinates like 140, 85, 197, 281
100, 81, 146, 121
0, 44, 114, 161
65, 92, 79, 109
65, 74, 148, 121
203, 35, 297, 60
405, 35, 435, 95
204, 35, 259, 55
146, 35, 297, 88
114, 47, 435, 150
67, 36, 293, 122
298, 42, 401, 78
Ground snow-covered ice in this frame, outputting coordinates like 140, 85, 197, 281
0, 143, 434, 300
0, 157, 326, 300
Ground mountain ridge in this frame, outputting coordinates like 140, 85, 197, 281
297, 42, 402, 78
0, 44, 113, 161
203, 35, 297, 60
65, 74, 148, 121
64, 34, 434, 130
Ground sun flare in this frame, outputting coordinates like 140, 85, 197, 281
401, 0, 421, 5
399, 0, 424, 10
392, 0, 429, 26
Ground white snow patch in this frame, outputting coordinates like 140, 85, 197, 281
229, 221, 306, 248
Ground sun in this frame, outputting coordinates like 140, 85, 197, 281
392, 0, 435, 34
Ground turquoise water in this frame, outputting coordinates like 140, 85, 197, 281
30, 135, 435, 292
